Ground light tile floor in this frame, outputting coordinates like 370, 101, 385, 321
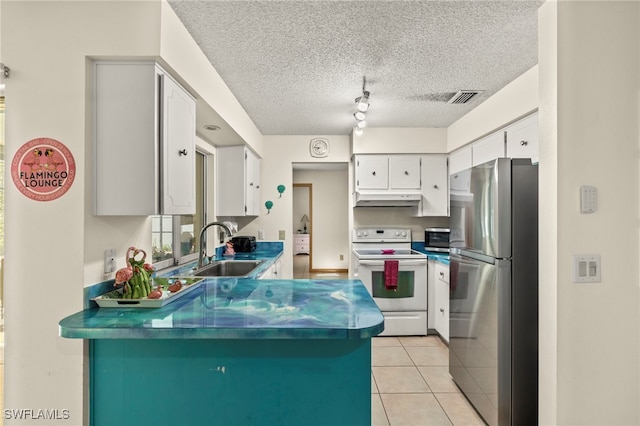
372, 336, 485, 426
293, 255, 485, 425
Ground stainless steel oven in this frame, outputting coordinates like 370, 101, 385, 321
351, 228, 428, 336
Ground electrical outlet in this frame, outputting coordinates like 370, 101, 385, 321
104, 248, 116, 275
279, 230, 285, 240
340, 254, 344, 261
258, 230, 264, 240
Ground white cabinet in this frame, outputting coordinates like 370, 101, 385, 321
472, 131, 505, 167
258, 256, 283, 279
506, 112, 539, 162
389, 156, 422, 189
417, 155, 448, 216
94, 61, 196, 215
294, 234, 309, 255
354, 155, 421, 191
448, 146, 472, 176
433, 262, 450, 343
216, 146, 261, 216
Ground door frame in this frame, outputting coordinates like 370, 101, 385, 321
293, 183, 313, 269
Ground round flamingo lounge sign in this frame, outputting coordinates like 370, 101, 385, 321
11, 137, 76, 202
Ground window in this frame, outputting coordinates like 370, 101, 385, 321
152, 150, 206, 269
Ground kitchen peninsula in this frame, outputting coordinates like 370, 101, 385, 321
59, 277, 384, 426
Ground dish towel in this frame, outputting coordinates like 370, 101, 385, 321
384, 260, 399, 290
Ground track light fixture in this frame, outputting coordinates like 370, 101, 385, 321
353, 77, 370, 136
355, 91, 370, 112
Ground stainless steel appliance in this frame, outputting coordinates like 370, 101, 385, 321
351, 228, 428, 336
448, 158, 538, 426
424, 227, 450, 252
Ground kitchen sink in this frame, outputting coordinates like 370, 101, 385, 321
194, 260, 264, 277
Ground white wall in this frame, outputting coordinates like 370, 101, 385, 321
294, 168, 350, 270
352, 127, 447, 154
3, 2, 163, 422
447, 65, 539, 152
1, 1, 260, 423
539, 2, 640, 424
239, 135, 352, 278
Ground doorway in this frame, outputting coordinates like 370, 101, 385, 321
292, 163, 350, 278
293, 183, 312, 277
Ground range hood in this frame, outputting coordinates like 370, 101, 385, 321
354, 191, 422, 207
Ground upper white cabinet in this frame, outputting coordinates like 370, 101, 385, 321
448, 111, 539, 176
389, 156, 422, 189
94, 61, 196, 216
217, 146, 261, 217
355, 155, 421, 190
472, 131, 505, 167
417, 155, 448, 216
506, 113, 539, 162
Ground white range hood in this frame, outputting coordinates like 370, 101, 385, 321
353, 191, 422, 207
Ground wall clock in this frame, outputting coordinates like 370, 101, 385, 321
310, 138, 329, 158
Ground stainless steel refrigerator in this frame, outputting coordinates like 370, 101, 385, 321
448, 158, 538, 426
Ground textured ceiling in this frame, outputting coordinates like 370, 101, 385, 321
168, 0, 543, 136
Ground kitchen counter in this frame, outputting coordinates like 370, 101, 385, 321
61, 278, 384, 339
60, 275, 383, 426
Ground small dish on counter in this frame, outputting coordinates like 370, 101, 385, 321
93, 277, 204, 308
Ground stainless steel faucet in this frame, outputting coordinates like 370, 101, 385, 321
198, 222, 233, 268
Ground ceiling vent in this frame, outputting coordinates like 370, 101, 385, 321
447, 90, 483, 104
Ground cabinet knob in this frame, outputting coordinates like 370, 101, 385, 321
440, 308, 445, 313
520, 140, 528, 146
404, 170, 409, 175
433, 184, 439, 189
372, 171, 376, 176
178, 149, 188, 156
249, 182, 254, 187
439, 272, 444, 277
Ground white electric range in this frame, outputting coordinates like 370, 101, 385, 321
351, 228, 428, 336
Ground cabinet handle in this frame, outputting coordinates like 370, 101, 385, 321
178, 149, 188, 156
520, 140, 528, 146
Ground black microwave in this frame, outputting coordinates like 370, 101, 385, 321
425, 228, 450, 252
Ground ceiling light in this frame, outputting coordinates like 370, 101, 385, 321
354, 127, 364, 136
355, 91, 370, 112
204, 124, 221, 131
353, 111, 366, 121
356, 119, 367, 129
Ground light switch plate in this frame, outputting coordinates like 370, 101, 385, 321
279, 230, 285, 240
573, 254, 601, 283
580, 185, 598, 214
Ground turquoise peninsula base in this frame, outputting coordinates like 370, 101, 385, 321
90, 338, 371, 426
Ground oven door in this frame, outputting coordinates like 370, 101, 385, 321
354, 259, 427, 311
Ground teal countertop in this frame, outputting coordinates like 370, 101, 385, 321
412, 244, 450, 265
60, 278, 385, 340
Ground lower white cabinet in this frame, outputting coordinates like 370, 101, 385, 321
433, 262, 450, 343
294, 234, 309, 255
258, 256, 283, 279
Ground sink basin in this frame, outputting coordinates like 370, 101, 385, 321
194, 260, 264, 277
